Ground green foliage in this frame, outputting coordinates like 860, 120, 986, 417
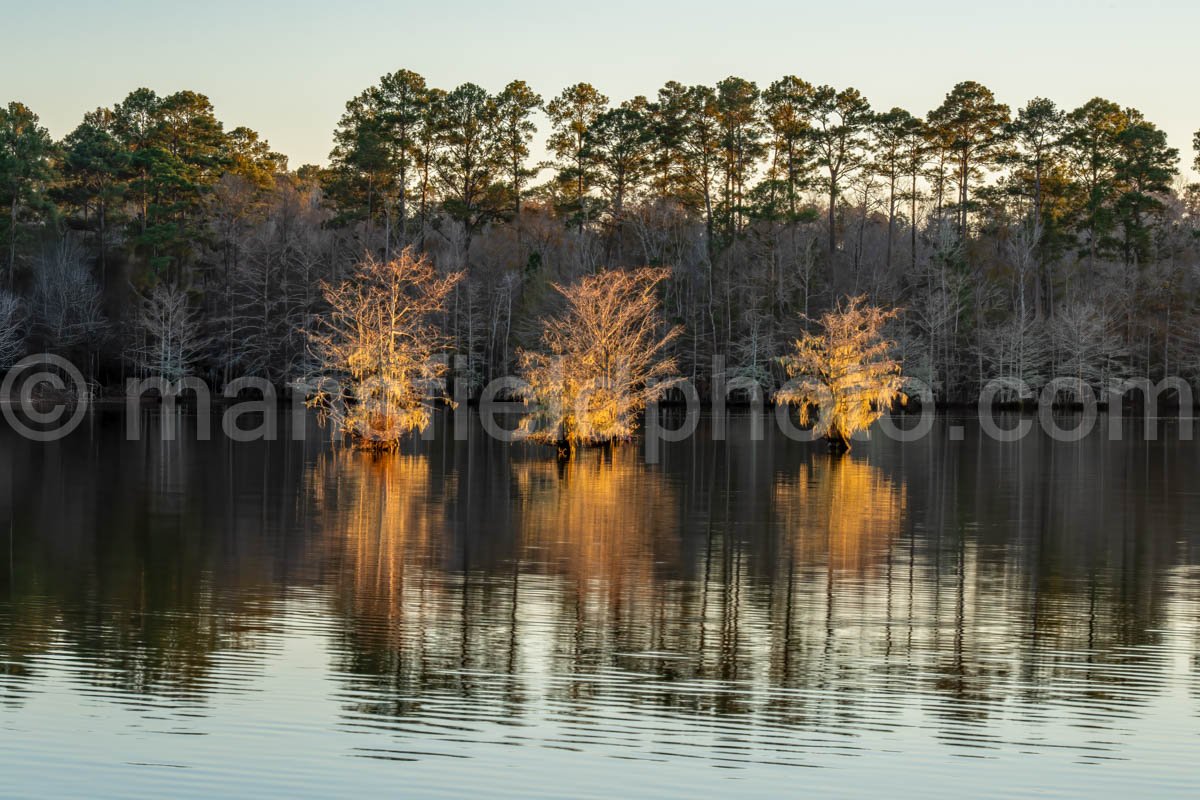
762, 76, 816, 219
327, 86, 396, 227
586, 99, 653, 217
434, 82, 504, 238
1061, 98, 1126, 260
0, 71, 1193, 406
494, 80, 542, 217
996, 98, 1071, 263
1059, 100, 1179, 265
806, 85, 872, 252
0, 101, 58, 284
713, 76, 765, 238
546, 82, 609, 226
1113, 121, 1178, 265
927, 81, 1010, 235
60, 108, 128, 222
88, 87, 285, 285
226, 127, 286, 189
646, 81, 692, 201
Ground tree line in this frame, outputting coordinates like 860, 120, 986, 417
2, 71, 1199, 402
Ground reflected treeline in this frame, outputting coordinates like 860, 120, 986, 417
306, 448, 509, 705
0, 410, 1198, 754
306, 414, 1200, 744
0, 409, 325, 702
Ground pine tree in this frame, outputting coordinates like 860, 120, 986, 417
434, 83, 503, 253
1062, 97, 1127, 265
377, 69, 429, 247
1113, 120, 1177, 266
0, 102, 57, 288
871, 108, 918, 269
546, 83, 608, 230
60, 108, 127, 283
927, 81, 1009, 237
494, 80, 542, 218
806, 86, 872, 255
762, 76, 815, 219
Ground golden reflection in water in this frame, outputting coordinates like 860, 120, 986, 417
309, 450, 446, 628
513, 447, 678, 594
774, 457, 905, 573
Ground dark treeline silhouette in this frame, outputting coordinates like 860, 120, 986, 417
2, 71, 1199, 401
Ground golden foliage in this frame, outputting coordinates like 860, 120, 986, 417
518, 267, 681, 450
305, 248, 461, 449
776, 295, 903, 449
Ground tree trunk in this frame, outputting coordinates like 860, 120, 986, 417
827, 176, 837, 255
99, 198, 107, 288
959, 153, 969, 236
8, 199, 16, 290
886, 172, 896, 270
398, 163, 408, 249
910, 171, 918, 267
512, 154, 522, 218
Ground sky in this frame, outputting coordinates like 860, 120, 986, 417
4, 0, 1198, 178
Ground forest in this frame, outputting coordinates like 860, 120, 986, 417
2, 71, 1199, 403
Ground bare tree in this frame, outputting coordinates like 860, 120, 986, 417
902, 222, 970, 400
305, 248, 461, 449
1006, 219, 1042, 321
518, 267, 681, 452
729, 300, 778, 387
1050, 299, 1128, 392
32, 238, 106, 352
0, 290, 26, 367
976, 312, 1050, 398
776, 295, 903, 451
130, 283, 207, 381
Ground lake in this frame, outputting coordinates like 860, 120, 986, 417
0, 410, 1197, 798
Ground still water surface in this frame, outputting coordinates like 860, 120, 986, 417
0, 411, 1197, 797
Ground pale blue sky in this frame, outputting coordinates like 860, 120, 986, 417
5, 0, 1198, 177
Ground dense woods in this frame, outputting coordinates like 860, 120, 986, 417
2, 71, 1199, 403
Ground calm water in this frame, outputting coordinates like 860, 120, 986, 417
0, 410, 1198, 798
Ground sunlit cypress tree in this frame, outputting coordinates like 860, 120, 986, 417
305, 248, 461, 449
518, 267, 680, 453
776, 296, 903, 451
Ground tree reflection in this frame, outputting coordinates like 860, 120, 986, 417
513, 447, 678, 590
311, 450, 444, 686
0, 413, 1196, 765
773, 455, 905, 572
0, 417, 312, 704
313, 447, 531, 717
